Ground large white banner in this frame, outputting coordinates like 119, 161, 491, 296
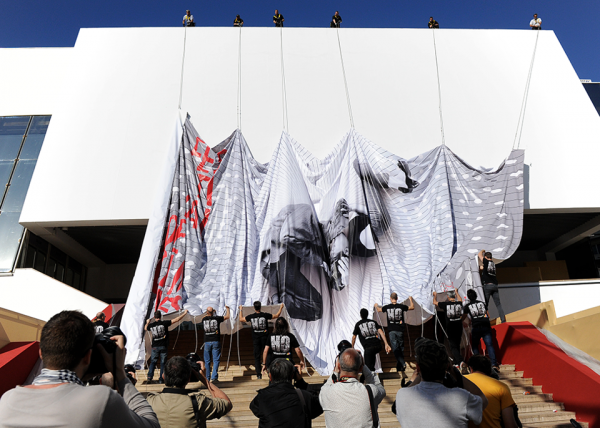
123, 117, 524, 373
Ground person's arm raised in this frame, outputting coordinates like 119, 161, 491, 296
172, 309, 188, 324
223, 306, 231, 321
238, 306, 247, 323
432, 291, 440, 309
407, 296, 415, 311
374, 303, 383, 312
273, 303, 284, 319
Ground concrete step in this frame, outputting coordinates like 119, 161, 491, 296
522, 421, 589, 428
519, 410, 578, 424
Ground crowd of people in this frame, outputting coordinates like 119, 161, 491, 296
0, 245, 512, 427
181, 10, 542, 30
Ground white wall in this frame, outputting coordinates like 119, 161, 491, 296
0, 27, 595, 229
0, 269, 107, 321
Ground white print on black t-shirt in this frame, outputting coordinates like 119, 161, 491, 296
359, 321, 378, 339
95, 325, 105, 334
386, 308, 404, 324
204, 319, 219, 334
468, 302, 487, 319
150, 324, 166, 340
251, 317, 268, 332
486, 260, 496, 277
446, 304, 463, 321
271, 335, 291, 355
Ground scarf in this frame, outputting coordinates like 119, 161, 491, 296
32, 368, 84, 386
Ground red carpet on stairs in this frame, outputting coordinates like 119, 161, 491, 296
0, 342, 39, 397
493, 322, 600, 427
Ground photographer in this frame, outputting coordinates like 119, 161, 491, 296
250, 358, 322, 427
319, 348, 386, 428
147, 356, 232, 428
0, 310, 159, 428
395, 338, 487, 427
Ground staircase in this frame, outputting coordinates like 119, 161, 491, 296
134, 325, 588, 428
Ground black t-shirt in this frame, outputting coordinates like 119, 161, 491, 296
428, 20, 439, 28
94, 321, 109, 334
332, 15, 342, 24
381, 303, 409, 332
465, 299, 491, 329
203, 315, 225, 342
148, 320, 172, 347
268, 333, 300, 362
481, 258, 498, 285
246, 312, 273, 337
438, 301, 463, 323
273, 14, 284, 25
353, 319, 382, 348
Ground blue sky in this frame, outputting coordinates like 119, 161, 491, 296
2, 0, 599, 80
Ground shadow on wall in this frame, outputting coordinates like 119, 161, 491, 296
523, 163, 530, 210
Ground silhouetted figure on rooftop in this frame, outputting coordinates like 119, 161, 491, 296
428, 17, 439, 28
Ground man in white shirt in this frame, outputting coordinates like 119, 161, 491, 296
529, 14, 541, 30
319, 348, 386, 428
395, 338, 488, 427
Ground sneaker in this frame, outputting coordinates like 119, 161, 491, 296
257, 374, 262, 380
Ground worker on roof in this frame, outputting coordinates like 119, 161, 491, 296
273, 10, 284, 27
530, 13, 542, 30
331, 11, 342, 28
183, 10, 195, 27
234, 15, 244, 27
428, 17, 439, 28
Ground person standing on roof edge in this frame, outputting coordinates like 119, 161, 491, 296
239, 302, 284, 380
428, 17, 439, 28
201, 306, 230, 383
183, 10, 195, 27
234, 15, 244, 27
331, 11, 342, 28
529, 14, 542, 30
478, 249, 506, 323
273, 10, 284, 27
374, 293, 415, 374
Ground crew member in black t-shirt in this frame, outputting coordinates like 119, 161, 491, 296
240, 301, 284, 379
433, 290, 465, 369
262, 317, 305, 374
145, 309, 188, 383
330, 11, 342, 28
465, 289, 498, 369
273, 10, 284, 27
201, 306, 230, 382
92, 312, 109, 334
233, 15, 244, 27
478, 249, 506, 323
375, 293, 415, 373
428, 17, 439, 28
352, 308, 392, 371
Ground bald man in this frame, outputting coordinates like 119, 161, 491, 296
202, 306, 230, 382
92, 312, 108, 334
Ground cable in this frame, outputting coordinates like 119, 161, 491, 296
336, 28, 355, 129
279, 27, 289, 133
237, 26, 243, 131
178, 26, 188, 110
172, 310, 182, 350
431, 28, 445, 146
194, 315, 198, 354
513, 30, 540, 150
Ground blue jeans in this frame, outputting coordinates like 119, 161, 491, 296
204, 341, 222, 381
389, 330, 406, 370
148, 346, 167, 381
471, 326, 497, 367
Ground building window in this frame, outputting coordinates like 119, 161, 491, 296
0, 115, 51, 272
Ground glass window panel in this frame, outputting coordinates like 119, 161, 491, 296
19, 134, 46, 160
25, 245, 36, 268
0, 117, 30, 160
0, 161, 13, 200
1, 160, 36, 212
0, 212, 25, 272
55, 264, 65, 282
46, 260, 56, 277
28, 116, 51, 135
34, 251, 46, 272
73, 272, 81, 289
65, 268, 74, 286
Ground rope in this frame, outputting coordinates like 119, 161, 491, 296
178, 26, 188, 110
431, 28, 446, 146
513, 30, 540, 150
435, 312, 449, 339
194, 315, 198, 354
279, 27, 289, 133
172, 310, 182, 350
237, 26, 243, 130
406, 326, 413, 357
336, 28, 355, 129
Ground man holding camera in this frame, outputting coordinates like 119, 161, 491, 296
239, 301, 284, 379
250, 358, 322, 427
374, 293, 415, 373
147, 356, 232, 428
146, 309, 188, 383
352, 308, 392, 371
320, 348, 386, 428
0, 310, 159, 428
395, 338, 487, 427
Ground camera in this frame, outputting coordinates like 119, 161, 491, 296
87, 326, 127, 375
186, 353, 202, 372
